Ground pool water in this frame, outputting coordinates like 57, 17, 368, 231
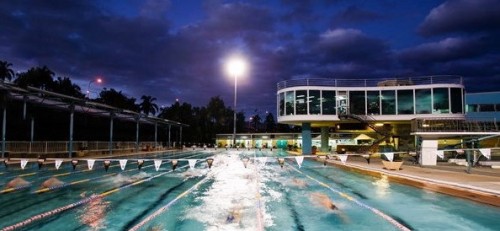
1, 150, 499, 230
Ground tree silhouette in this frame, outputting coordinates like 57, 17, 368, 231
265, 112, 276, 132
251, 114, 261, 132
96, 88, 138, 111
14, 66, 55, 89
139, 95, 159, 116
52, 77, 85, 98
0, 61, 15, 82
206, 96, 228, 133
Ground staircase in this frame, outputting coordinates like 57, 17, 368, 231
339, 113, 392, 154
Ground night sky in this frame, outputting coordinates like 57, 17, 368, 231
1, 0, 499, 117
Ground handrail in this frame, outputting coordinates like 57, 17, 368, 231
411, 118, 499, 133
277, 75, 463, 90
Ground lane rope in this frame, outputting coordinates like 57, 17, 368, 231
128, 167, 221, 231
0, 164, 192, 231
288, 162, 411, 231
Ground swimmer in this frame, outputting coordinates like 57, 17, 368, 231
40, 177, 64, 189
146, 224, 163, 231
79, 195, 109, 230
310, 192, 337, 211
6, 177, 29, 189
226, 206, 242, 224
291, 178, 307, 188
310, 192, 350, 223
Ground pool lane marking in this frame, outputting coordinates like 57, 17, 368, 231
0, 152, 213, 228
252, 151, 264, 231
0, 163, 121, 190
287, 163, 411, 231
32, 163, 157, 194
0, 164, 122, 194
0, 164, 190, 231
128, 167, 221, 231
3, 152, 212, 194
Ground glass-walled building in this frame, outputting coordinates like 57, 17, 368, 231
276, 76, 466, 160
277, 76, 465, 125
465, 91, 500, 122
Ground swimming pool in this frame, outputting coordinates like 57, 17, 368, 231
1, 150, 499, 230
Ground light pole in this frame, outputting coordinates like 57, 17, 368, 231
226, 56, 247, 148
87, 77, 102, 98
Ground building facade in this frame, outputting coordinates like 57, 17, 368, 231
465, 91, 500, 122
276, 76, 467, 165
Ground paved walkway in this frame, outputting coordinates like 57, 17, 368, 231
326, 156, 500, 206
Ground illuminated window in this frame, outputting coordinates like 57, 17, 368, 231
285, 91, 294, 115
296, 90, 307, 115
349, 91, 365, 115
279, 92, 285, 116
322, 91, 336, 115
415, 89, 432, 114
309, 90, 321, 114
367, 91, 380, 115
433, 88, 449, 114
381, 90, 395, 115
397, 90, 414, 114
450, 88, 463, 113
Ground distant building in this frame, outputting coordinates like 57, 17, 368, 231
216, 76, 500, 166
465, 91, 500, 122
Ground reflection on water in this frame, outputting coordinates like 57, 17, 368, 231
310, 192, 337, 210
372, 175, 390, 197
40, 177, 64, 189
79, 193, 110, 230
5, 177, 29, 188
183, 152, 276, 231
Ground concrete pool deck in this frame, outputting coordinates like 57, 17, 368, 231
324, 155, 500, 207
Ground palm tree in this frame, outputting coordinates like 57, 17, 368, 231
97, 88, 138, 111
139, 95, 159, 116
14, 66, 54, 89
0, 61, 15, 82
252, 114, 261, 132
265, 112, 276, 132
52, 77, 85, 98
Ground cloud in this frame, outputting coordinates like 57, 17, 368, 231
332, 5, 383, 25
1, 0, 500, 117
139, 0, 171, 19
202, 2, 275, 37
419, 0, 500, 36
399, 36, 487, 64
314, 28, 391, 67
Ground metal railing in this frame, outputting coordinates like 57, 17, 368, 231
412, 118, 499, 133
277, 75, 463, 90
4, 141, 163, 155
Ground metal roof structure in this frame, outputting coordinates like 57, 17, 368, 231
0, 82, 187, 127
0, 82, 188, 158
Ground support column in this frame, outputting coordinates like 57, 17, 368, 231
30, 117, 34, 154
179, 126, 183, 147
301, 122, 312, 155
1, 107, 6, 158
420, 139, 438, 166
68, 104, 74, 158
154, 122, 157, 148
135, 116, 140, 152
23, 96, 28, 120
30, 117, 35, 142
320, 127, 329, 153
168, 124, 171, 148
109, 113, 114, 155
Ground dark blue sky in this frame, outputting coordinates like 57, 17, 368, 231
1, 0, 499, 117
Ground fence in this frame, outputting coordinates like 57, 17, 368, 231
3, 141, 163, 156
277, 75, 463, 90
411, 118, 499, 133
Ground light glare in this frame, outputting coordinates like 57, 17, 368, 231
226, 57, 247, 77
